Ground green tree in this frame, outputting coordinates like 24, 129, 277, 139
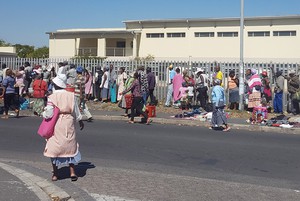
28, 46, 49, 58
0, 39, 11, 46
15, 44, 34, 58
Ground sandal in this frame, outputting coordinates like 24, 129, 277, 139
146, 118, 152, 125
70, 175, 78, 182
1, 115, 8, 119
128, 121, 134, 124
223, 127, 231, 132
52, 175, 58, 181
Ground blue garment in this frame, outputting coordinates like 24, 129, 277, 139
51, 151, 81, 167
110, 82, 117, 103
2, 76, 16, 94
273, 92, 283, 113
169, 70, 176, 82
211, 85, 226, 107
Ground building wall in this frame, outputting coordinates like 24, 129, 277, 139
136, 22, 300, 61
49, 37, 76, 58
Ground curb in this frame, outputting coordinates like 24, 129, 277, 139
92, 114, 300, 135
0, 161, 74, 201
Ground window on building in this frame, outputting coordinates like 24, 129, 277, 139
167, 33, 186, 38
273, 31, 296, 36
146, 33, 164, 38
195, 32, 215, 37
217, 32, 238, 37
248, 31, 270, 37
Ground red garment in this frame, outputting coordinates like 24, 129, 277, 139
33, 79, 48, 98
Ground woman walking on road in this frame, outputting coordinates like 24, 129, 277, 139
210, 78, 230, 131
121, 72, 151, 124
42, 74, 84, 181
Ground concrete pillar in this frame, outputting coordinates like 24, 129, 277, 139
132, 35, 137, 58
75, 38, 80, 56
97, 38, 106, 57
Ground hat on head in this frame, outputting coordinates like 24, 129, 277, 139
52, 74, 67, 89
261, 71, 268, 77
196, 68, 204, 74
289, 69, 296, 74
76, 66, 84, 73
251, 68, 257, 75
214, 78, 221, 85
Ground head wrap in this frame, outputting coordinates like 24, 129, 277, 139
251, 68, 257, 75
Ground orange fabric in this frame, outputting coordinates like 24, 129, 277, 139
228, 76, 237, 89
32, 79, 48, 98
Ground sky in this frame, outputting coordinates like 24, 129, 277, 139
1, 0, 300, 48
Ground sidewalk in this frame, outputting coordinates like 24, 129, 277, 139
87, 104, 300, 135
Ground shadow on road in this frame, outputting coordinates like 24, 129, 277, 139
57, 162, 96, 180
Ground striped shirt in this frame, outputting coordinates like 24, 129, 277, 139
74, 74, 85, 97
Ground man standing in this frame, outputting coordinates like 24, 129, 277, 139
66, 64, 76, 87
273, 70, 285, 114
146, 67, 156, 105
287, 70, 300, 114
214, 65, 223, 86
74, 66, 93, 122
165, 64, 176, 107
195, 68, 208, 108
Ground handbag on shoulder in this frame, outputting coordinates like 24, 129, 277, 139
37, 105, 60, 139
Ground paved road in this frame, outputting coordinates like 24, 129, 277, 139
1, 117, 300, 200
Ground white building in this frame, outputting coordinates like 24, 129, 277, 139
47, 15, 300, 62
0, 47, 17, 57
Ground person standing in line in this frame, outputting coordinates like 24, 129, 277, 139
100, 67, 110, 102
32, 73, 48, 116
210, 78, 230, 131
84, 68, 93, 101
15, 66, 26, 95
195, 68, 208, 108
137, 66, 148, 104
273, 70, 285, 114
227, 70, 239, 110
66, 64, 77, 87
173, 68, 184, 105
1, 69, 19, 119
164, 64, 176, 107
287, 70, 300, 115
117, 67, 127, 102
247, 69, 262, 111
261, 71, 272, 106
94, 67, 103, 102
121, 72, 151, 124
42, 74, 84, 182
74, 66, 93, 122
24, 62, 33, 93
146, 67, 156, 105
57, 62, 67, 75
214, 65, 223, 86
109, 64, 117, 103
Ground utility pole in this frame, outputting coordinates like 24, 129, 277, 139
239, 0, 245, 110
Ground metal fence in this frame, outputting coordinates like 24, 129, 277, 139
1, 57, 299, 111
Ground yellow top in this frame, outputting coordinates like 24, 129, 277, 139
215, 71, 223, 86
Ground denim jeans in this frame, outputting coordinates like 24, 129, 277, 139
165, 84, 173, 106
